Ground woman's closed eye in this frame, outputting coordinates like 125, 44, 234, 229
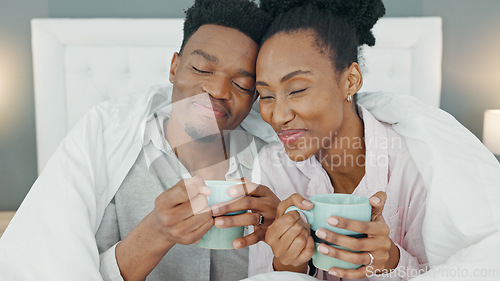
290, 88, 308, 95
257, 91, 274, 100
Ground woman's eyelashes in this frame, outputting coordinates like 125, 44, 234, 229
290, 88, 308, 95
257, 90, 274, 100
257, 87, 308, 100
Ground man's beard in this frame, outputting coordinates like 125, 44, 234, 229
185, 124, 219, 143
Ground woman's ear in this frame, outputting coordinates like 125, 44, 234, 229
346, 62, 363, 96
169, 52, 180, 84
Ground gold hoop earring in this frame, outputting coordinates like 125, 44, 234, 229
346, 95, 353, 103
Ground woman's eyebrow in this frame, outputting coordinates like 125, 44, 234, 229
280, 70, 312, 83
256, 70, 312, 87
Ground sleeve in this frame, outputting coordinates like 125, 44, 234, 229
99, 243, 124, 281
96, 199, 124, 281
368, 159, 429, 280
248, 148, 278, 276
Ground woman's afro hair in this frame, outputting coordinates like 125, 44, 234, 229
260, 0, 385, 46
180, 0, 272, 51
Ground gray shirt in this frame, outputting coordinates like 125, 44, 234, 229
96, 105, 265, 281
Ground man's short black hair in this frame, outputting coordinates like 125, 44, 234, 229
180, 0, 272, 53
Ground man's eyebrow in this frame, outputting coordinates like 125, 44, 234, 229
280, 70, 312, 83
237, 69, 255, 79
191, 49, 219, 64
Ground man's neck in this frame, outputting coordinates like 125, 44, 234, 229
164, 114, 230, 180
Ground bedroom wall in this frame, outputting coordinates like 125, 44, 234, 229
0, 0, 48, 211
0, 0, 499, 211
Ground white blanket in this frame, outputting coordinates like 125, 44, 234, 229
0, 90, 498, 280
358, 92, 500, 281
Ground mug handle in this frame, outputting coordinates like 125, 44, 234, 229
285, 206, 314, 224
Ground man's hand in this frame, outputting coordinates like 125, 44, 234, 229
210, 178, 280, 249
265, 193, 315, 273
115, 176, 214, 281
151, 176, 214, 245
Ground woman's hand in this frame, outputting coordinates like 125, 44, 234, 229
265, 193, 316, 273
316, 191, 400, 279
210, 178, 281, 249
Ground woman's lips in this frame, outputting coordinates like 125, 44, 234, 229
278, 129, 306, 144
192, 102, 228, 119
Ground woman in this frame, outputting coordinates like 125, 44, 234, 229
250, 0, 428, 279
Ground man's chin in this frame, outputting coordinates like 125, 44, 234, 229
185, 125, 220, 143
193, 133, 219, 143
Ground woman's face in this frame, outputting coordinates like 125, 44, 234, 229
256, 30, 362, 161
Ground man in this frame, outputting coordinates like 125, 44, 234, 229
0, 0, 279, 280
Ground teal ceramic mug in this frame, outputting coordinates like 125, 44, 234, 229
285, 194, 372, 270
197, 180, 246, 249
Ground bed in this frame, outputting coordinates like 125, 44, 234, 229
31, 17, 442, 174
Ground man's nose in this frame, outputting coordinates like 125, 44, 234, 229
272, 100, 294, 126
203, 74, 231, 100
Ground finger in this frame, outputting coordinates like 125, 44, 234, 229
279, 220, 310, 253
214, 212, 260, 228
326, 216, 389, 237
286, 226, 312, 256
211, 196, 252, 216
369, 191, 387, 220
180, 215, 215, 245
227, 180, 265, 198
232, 230, 263, 249
315, 228, 382, 252
185, 176, 211, 199
265, 212, 303, 245
158, 177, 209, 208
189, 193, 211, 215
317, 244, 371, 267
277, 193, 314, 217
164, 209, 213, 243
327, 265, 369, 280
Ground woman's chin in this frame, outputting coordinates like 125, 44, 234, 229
284, 148, 316, 163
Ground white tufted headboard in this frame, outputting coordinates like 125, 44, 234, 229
31, 17, 442, 174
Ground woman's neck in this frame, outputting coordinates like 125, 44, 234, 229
318, 112, 366, 194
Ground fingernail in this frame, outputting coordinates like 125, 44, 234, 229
234, 240, 243, 249
370, 196, 381, 204
228, 187, 238, 197
327, 217, 338, 226
316, 229, 327, 239
302, 200, 313, 207
201, 186, 211, 196
211, 205, 220, 215
328, 269, 337, 276
214, 218, 224, 227
318, 244, 329, 254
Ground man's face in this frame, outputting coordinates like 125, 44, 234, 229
169, 24, 258, 142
